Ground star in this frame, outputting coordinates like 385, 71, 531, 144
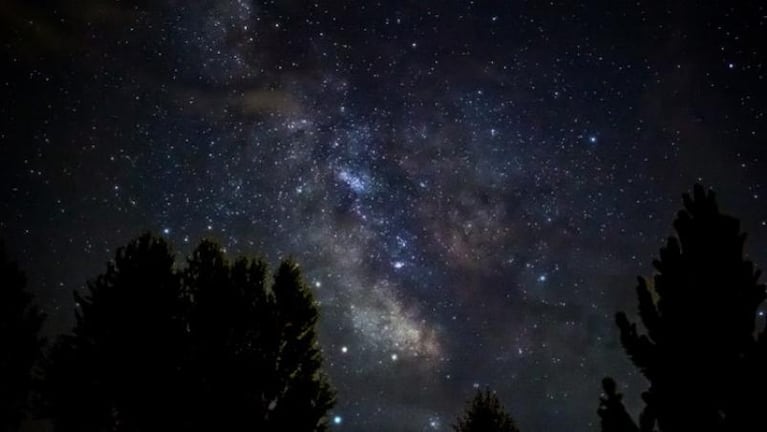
5, 2, 766, 432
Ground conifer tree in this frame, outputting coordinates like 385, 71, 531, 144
0, 243, 44, 432
601, 185, 767, 432
454, 388, 519, 432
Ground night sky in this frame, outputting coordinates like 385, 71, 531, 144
2, 1, 767, 431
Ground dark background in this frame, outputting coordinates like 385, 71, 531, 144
1, 1, 766, 431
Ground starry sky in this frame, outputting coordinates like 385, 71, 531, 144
2, 1, 767, 431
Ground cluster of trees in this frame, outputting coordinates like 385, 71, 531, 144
454, 185, 767, 432
453, 184, 767, 432
2, 184, 766, 432
1, 235, 333, 431
598, 185, 767, 432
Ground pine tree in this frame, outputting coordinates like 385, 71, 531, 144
454, 388, 519, 432
602, 185, 767, 432
0, 242, 45, 432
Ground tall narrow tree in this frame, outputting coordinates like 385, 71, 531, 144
0, 243, 44, 432
268, 259, 335, 432
602, 185, 767, 432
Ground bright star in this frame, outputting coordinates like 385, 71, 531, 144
333, 415, 342, 425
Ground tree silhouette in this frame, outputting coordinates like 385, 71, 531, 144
454, 388, 519, 432
602, 185, 767, 432
267, 259, 335, 431
45, 234, 334, 432
182, 240, 246, 431
183, 241, 334, 431
44, 233, 187, 432
597, 378, 640, 432
0, 242, 45, 432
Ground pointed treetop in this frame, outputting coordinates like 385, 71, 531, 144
454, 388, 519, 432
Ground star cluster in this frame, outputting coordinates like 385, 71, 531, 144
2, 1, 767, 431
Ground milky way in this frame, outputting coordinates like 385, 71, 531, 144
2, 2, 767, 431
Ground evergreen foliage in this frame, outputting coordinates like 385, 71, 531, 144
600, 185, 767, 432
